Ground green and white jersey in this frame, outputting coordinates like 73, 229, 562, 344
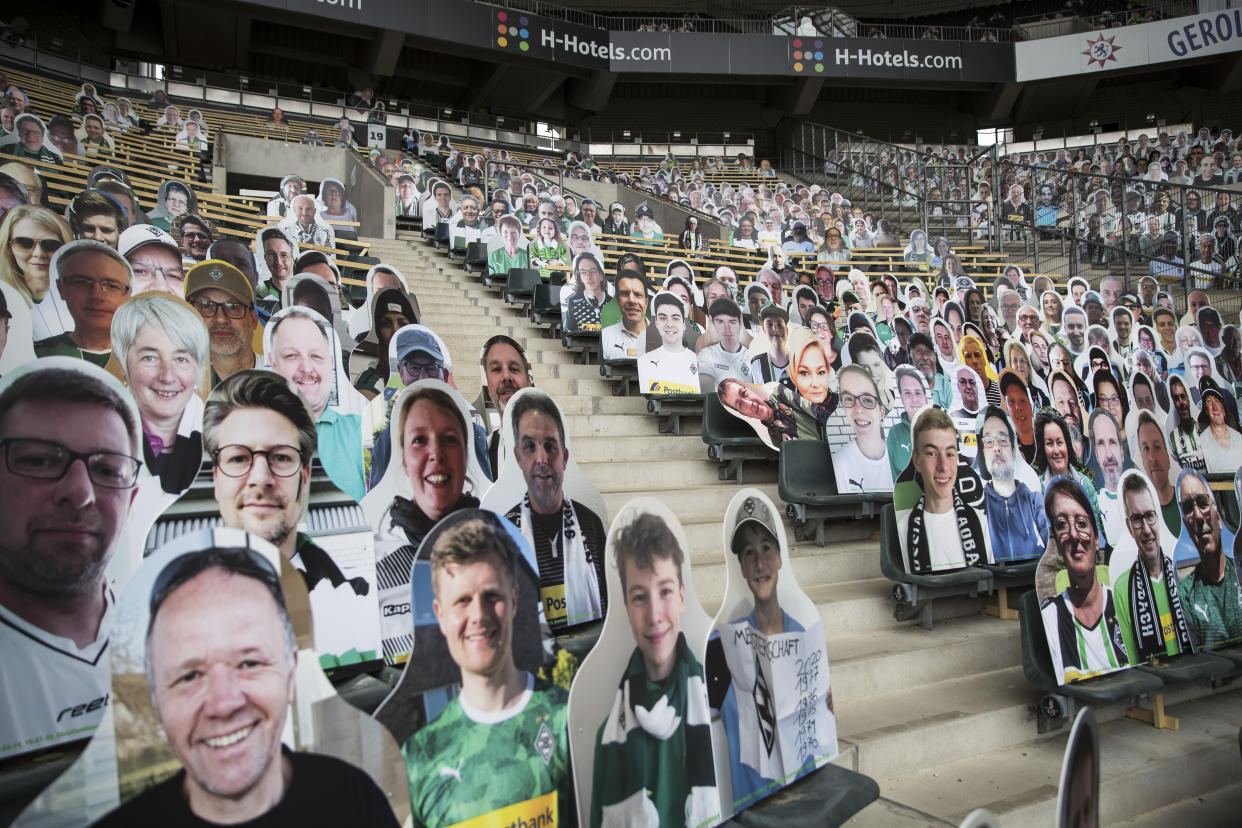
403, 673, 571, 828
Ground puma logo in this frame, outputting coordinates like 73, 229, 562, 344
440, 758, 464, 782
1194, 603, 1209, 621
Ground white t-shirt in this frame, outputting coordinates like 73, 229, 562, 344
832, 440, 893, 493
0, 590, 114, 760
638, 346, 699, 395
696, 342, 752, 393
922, 509, 968, 571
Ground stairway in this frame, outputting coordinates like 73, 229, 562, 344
358, 231, 1242, 827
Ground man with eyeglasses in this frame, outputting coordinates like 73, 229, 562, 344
185, 259, 259, 384
978, 406, 1047, 563
1113, 472, 1196, 664
118, 224, 184, 296
1040, 477, 1130, 684
1174, 469, 1242, 647
34, 240, 132, 367
997, 287, 1022, 334
9, 113, 61, 163
255, 226, 297, 314
0, 360, 141, 760
204, 370, 376, 654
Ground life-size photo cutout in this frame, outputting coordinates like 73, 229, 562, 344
567, 498, 720, 828
973, 406, 1048, 564
0, 279, 35, 374
893, 405, 994, 575
561, 251, 612, 334
364, 380, 493, 666
280, 272, 352, 365
639, 291, 701, 395
371, 510, 570, 828
1169, 467, 1242, 647
143, 370, 383, 680
1105, 470, 1198, 665
832, 363, 893, 493
480, 388, 609, 632
1055, 707, 1099, 828
17, 528, 407, 828
715, 377, 782, 452
348, 286, 420, 400
705, 490, 837, 818
1035, 475, 1130, 684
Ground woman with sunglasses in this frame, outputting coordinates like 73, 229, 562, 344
0, 204, 73, 339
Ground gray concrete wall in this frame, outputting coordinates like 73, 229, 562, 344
566, 177, 722, 241
215, 134, 393, 239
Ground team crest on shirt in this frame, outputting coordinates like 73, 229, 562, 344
534, 722, 555, 765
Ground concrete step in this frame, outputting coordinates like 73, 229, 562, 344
571, 434, 706, 463
1113, 779, 1242, 826
828, 614, 1021, 703
565, 413, 666, 438
858, 688, 1242, 828
837, 665, 1044, 782
580, 458, 777, 490
600, 484, 786, 525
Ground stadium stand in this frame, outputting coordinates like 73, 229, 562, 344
4, 3, 1242, 826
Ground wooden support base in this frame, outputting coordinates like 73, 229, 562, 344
1125, 693, 1180, 730
981, 587, 1020, 621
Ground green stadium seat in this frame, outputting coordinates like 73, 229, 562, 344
701, 392, 774, 482
721, 760, 879, 828
778, 440, 891, 545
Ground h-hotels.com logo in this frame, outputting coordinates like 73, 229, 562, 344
496, 11, 532, 52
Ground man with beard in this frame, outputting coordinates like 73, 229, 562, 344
267, 307, 364, 502
480, 335, 532, 473
750, 304, 790, 384
1050, 372, 1084, 433
1114, 473, 1196, 663
204, 370, 373, 654
1133, 410, 1182, 537
1061, 306, 1088, 355
1089, 409, 1132, 545
907, 299, 932, 337
0, 362, 140, 759
186, 260, 259, 384
907, 332, 953, 409
979, 406, 1048, 562
503, 391, 606, 630
1176, 469, 1242, 647
1040, 477, 1130, 683
1166, 375, 1206, 472
601, 271, 650, 361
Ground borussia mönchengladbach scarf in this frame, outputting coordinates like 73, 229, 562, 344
1129, 553, 1196, 660
517, 494, 603, 628
905, 461, 989, 574
595, 633, 718, 828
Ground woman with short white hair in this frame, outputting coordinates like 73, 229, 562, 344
110, 291, 210, 504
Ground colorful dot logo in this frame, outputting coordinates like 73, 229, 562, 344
496, 11, 531, 52
791, 38, 824, 73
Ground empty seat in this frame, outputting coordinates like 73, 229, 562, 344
779, 440, 891, 545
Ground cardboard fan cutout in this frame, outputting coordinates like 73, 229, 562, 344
639, 291, 701, 395
973, 406, 1048, 564
143, 371, 383, 680
371, 509, 572, 828
16, 528, 407, 828
480, 387, 609, 631
567, 498, 720, 828
1055, 707, 1099, 828
1034, 475, 1131, 684
894, 405, 994, 575
706, 489, 837, 818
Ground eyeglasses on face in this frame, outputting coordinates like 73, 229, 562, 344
11, 237, 63, 254
400, 358, 444, 380
192, 297, 249, 319
840, 392, 878, 409
1, 437, 140, 488
1126, 510, 1159, 531
61, 275, 130, 296
213, 444, 304, 478
131, 262, 186, 284
1179, 493, 1213, 516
